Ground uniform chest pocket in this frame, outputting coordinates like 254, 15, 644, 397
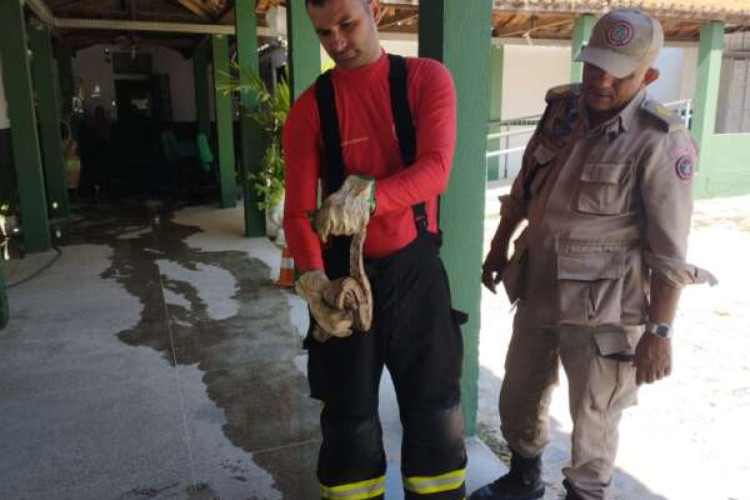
576, 162, 632, 216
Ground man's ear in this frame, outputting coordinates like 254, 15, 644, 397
370, 0, 383, 25
644, 67, 660, 86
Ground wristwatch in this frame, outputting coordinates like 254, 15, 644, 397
646, 322, 673, 339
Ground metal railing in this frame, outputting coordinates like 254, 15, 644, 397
486, 98, 693, 180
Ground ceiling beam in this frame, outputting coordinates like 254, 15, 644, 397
166, 0, 212, 18
498, 17, 573, 38
26, 0, 55, 27
53, 16, 277, 36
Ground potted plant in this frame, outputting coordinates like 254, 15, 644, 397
219, 65, 290, 240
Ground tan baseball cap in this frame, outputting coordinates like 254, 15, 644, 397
575, 8, 664, 78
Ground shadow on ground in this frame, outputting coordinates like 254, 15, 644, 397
476, 365, 669, 500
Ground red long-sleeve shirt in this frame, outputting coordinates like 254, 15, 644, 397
282, 51, 456, 271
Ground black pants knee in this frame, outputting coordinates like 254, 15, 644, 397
306, 233, 466, 498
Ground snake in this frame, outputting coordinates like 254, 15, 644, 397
322, 231, 373, 333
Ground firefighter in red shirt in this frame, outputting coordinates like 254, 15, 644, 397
283, 0, 466, 498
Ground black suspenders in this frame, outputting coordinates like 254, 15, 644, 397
315, 54, 429, 279
387, 55, 428, 230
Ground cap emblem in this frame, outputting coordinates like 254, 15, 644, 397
606, 20, 635, 47
675, 155, 694, 180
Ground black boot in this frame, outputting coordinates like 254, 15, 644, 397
562, 479, 584, 500
469, 451, 545, 500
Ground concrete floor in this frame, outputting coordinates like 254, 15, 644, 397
0, 198, 503, 500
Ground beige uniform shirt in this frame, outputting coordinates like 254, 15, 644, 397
500, 84, 716, 329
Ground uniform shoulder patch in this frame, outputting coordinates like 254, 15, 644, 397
674, 154, 694, 180
545, 83, 581, 103
641, 100, 683, 132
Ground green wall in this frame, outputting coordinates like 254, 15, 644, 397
570, 14, 596, 83
487, 46, 504, 182
0, 0, 51, 252
419, 0, 493, 436
287, 0, 321, 101
30, 26, 70, 220
697, 135, 750, 198
691, 20, 750, 198
212, 34, 238, 209
235, 0, 266, 236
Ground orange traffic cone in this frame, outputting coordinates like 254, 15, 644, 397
276, 245, 295, 288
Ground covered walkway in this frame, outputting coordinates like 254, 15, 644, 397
3, 0, 750, 498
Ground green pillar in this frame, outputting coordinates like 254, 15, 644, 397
570, 14, 596, 83
287, 0, 321, 101
55, 45, 75, 119
212, 34, 237, 208
30, 27, 70, 219
487, 45, 505, 181
0, 0, 51, 252
193, 45, 211, 138
235, 0, 265, 236
419, 0, 493, 437
692, 21, 724, 197
0, 257, 8, 330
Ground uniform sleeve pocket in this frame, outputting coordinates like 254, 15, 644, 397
557, 250, 625, 326
576, 162, 632, 215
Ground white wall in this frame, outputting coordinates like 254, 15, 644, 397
152, 47, 196, 122
72, 44, 198, 122
501, 45, 571, 120
320, 35, 418, 68
649, 47, 686, 103
318, 33, 698, 123
678, 47, 698, 100
381, 38, 419, 57
500, 44, 697, 120
0, 58, 9, 130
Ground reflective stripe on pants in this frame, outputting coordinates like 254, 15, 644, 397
403, 468, 466, 496
321, 475, 386, 499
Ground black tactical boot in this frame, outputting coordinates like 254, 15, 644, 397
469, 451, 545, 500
562, 479, 584, 500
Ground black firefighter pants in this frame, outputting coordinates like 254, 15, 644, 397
305, 233, 467, 499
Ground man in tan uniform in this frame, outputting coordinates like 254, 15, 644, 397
471, 8, 716, 500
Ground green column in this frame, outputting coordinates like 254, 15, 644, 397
0, 0, 51, 252
235, 0, 265, 236
570, 13, 596, 83
30, 27, 70, 219
0, 257, 8, 330
419, 0, 493, 437
487, 45, 505, 181
692, 21, 724, 197
55, 45, 75, 119
287, 0, 321, 101
212, 34, 237, 208
193, 45, 211, 138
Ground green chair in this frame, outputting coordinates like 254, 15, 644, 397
160, 130, 182, 166
197, 132, 214, 174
